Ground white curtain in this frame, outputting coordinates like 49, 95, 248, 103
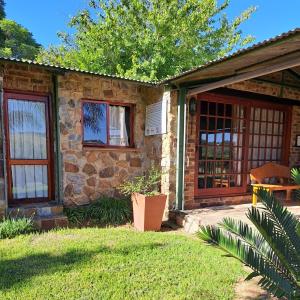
8, 99, 47, 159
109, 106, 129, 146
12, 165, 48, 199
8, 99, 48, 199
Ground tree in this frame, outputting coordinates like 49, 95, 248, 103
0, 19, 41, 59
0, 0, 5, 20
37, 0, 256, 81
199, 188, 300, 299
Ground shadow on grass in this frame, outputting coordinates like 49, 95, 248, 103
0, 249, 97, 290
0, 242, 167, 290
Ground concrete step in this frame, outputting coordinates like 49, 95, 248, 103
34, 214, 69, 231
8, 202, 64, 218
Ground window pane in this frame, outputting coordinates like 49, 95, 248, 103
109, 105, 130, 146
83, 102, 107, 144
12, 165, 48, 199
8, 99, 47, 159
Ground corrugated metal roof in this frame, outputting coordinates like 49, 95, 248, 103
1, 28, 300, 86
0, 56, 156, 86
161, 28, 300, 84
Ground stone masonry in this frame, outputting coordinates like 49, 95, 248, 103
58, 73, 164, 206
2, 61, 300, 215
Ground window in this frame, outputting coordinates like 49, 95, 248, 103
82, 100, 133, 147
198, 101, 246, 193
196, 93, 291, 197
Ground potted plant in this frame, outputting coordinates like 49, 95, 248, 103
119, 167, 167, 231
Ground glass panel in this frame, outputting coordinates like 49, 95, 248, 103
83, 102, 107, 144
209, 102, 216, 115
200, 117, 207, 130
198, 176, 205, 189
200, 101, 208, 115
8, 99, 47, 159
254, 108, 261, 121
261, 109, 267, 121
11, 165, 48, 199
208, 117, 215, 130
109, 105, 130, 146
217, 103, 224, 116
199, 147, 207, 159
216, 118, 223, 130
199, 162, 206, 174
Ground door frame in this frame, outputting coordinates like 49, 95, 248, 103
3, 90, 54, 204
194, 91, 292, 198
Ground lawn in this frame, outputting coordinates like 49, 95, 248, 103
0, 227, 245, 300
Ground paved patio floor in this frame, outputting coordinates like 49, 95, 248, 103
175, 201, 300, 233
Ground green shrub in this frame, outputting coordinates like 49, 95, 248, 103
64, 197, 132, 226
118, 166, 162, 196
0, 216, 35, 239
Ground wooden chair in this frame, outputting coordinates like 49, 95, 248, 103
250, 162, 300, 206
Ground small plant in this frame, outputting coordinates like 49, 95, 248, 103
291, 168, 300, 199
0, 216, 35, 239
118, 166, 162, 196
64, 197, 132, 226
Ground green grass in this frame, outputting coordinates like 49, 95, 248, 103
0, 227, 245, 300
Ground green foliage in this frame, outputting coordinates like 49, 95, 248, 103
37, 0, 256, 81
199, 188, 300, 299
64, 197, 132, 226
118, 166, 162, 196
291, 168, 300, 199
0, 216, 35, 239
0, 19, 41, 59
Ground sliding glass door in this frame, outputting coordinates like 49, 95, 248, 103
4, 92, 52, 203
195, 93, 291, 197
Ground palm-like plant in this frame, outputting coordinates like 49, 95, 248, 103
199, 188, 300, 299
291, 168, 300, 199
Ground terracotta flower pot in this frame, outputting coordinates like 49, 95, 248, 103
131, 193, 167, 231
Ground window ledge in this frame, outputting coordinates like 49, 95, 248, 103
83, 146, 141, 152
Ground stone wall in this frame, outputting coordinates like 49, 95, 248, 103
160, 90, 178, 212
183, 78, 300, 209
0, 62, 166, 209
58, 72, 164, 206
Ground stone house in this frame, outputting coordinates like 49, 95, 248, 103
1, 28, 300, 227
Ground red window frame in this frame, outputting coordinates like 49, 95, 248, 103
81, 99, 135, 148
3, 90, 54, 204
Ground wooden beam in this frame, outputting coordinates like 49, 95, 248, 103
187, 56, 300, 96
286, 69, 300, 81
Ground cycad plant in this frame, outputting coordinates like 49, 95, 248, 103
199, 188, 300, 299
291, 168, 300, 199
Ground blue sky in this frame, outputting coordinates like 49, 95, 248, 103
5, 0, 300, 49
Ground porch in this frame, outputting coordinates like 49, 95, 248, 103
168, 29, 300, 211
173, 200, 300, 234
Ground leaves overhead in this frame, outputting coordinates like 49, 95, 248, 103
0, 1, 41, 59
37, 0, 256, 81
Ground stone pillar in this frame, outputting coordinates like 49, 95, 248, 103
161, 89, 178, 217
